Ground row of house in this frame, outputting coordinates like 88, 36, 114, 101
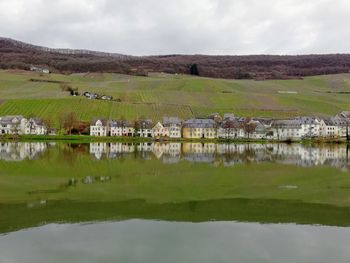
88, 142, 350, 169
0, 116, 48, 135
90, 112, 350, 140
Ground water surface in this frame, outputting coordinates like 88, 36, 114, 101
1, 142, 350, 262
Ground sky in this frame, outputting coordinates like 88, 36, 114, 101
0, 0, 349, 55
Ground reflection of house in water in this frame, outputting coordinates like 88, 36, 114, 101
182, 143, 216, 163
136, 142, 153, 160
1, 142, 348, 169
109, 143, 135, 159
89, 143, 108, 160
153, 142, 182, 164
85, 142, 350, 169
0, 142, 49, 161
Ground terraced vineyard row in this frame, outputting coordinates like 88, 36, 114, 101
0, 99, 195, 125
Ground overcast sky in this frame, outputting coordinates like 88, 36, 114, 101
0, 0, 349, 55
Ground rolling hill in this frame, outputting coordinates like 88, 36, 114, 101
1, 37, 350, 80
0, 70, 350, 126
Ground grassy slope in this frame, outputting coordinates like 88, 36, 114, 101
0, 70, 350, 126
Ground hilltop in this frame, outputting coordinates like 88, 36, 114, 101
0, 70, 350, 126
1, 37, 350, 80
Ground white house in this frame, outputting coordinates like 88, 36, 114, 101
90, 119, 108, 137
217, 117, 244, 139
136, 120, 153, 137
152, 122, 168, 138
23, 118, 47, 135
269, 119, 303, 140
109, 120, 135, 137
320, 118, 341, 138
0, 115, 27, 135
163, 117, 182, 138
30, 65, 50, 74
296, 117, 322, 138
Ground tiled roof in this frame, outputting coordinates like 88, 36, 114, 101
109, 120, 133, 127
163, 117, 182, 126
0, 115, 25, 124
183, 119, 217, 128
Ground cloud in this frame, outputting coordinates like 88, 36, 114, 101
0, 0, 349, 55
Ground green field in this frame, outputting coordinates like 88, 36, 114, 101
1, 70, 350, 126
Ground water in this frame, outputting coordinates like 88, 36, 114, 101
0, 141, 349, 168
1, 220, 350, 263
0, 142, 350, 262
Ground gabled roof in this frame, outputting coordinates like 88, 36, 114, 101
135, 119, 153, 129
294, 116, 320, 125
337, 111, 350, 119
272, 119, 303, 128
163, 117, 182, 126
223, 113, 235, 120
183, 118, 217, 128
28, 117, 44, 126
109, 120, 133, 127
220, 119, 241, 129
91, 118, 108, 126
0, 115, 25, 124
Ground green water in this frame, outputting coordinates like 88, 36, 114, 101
0, 142, 350, 262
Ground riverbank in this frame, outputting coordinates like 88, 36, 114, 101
0, 134, 349, 144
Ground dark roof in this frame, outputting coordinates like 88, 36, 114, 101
109, 120, 133, 127
136, 119, 153, 129
220, 119, 241, 129
91, 118, 108, 126
163, 117, 182, 126
183, 118, 217, 128
28, 117, 44, 125
0, 115, 25, 124
272, 119, 302, 128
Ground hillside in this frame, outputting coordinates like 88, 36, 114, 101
1, 37, 350, 80
0, 70, 350, 126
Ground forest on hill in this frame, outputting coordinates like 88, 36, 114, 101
1, 37, 350, 80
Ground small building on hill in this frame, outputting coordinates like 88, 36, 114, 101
30, 65, 50, 74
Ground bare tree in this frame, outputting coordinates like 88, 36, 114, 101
63, 112, 78, 135
242, 118, 257, 139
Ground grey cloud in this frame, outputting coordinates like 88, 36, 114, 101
0, 0, 349, 55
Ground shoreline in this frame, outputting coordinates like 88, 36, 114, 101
0, 135, 349, 144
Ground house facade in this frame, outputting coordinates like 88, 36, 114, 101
0, 115, 27, 135
182, 119, 217, 139
23, 118, 47, 135
90, 119, 108, 137
269, 120, 303, 140
110, 120, 135, 137
135, 120, 153, 137
217, 118, 244, 139
163, 117, 182, 138
152, 122, 168, 138
296, 117, 322, 138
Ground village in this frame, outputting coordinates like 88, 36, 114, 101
1, 111, 350, 141
84, 111, 350, 141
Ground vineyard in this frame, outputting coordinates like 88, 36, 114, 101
1, 70, 350, 126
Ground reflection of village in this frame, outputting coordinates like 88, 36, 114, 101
0, 142, 54, 161
0, 142, 349, 169
90, 142, 350, 169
